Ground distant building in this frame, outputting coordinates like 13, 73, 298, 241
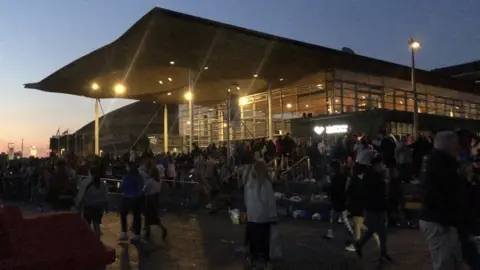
432, 61, 480, 84
50, 101, 180, 156
30, 146, 37, 157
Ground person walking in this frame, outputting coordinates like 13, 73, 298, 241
75, 166, 107, 236
324, 160, 354, 251
119, 162, 144, 241
354, 154, 393, 263
143, 166, 167, 241
419, 131, 463, 270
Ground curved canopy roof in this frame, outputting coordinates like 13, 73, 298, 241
25, 7, 478, 104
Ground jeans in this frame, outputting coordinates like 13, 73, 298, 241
357, 211, 388, 256
120, 197, 143, 235
419, 220, 463, 270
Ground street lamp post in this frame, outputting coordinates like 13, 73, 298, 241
184, 91, 194, 152
409, 38, 421, 140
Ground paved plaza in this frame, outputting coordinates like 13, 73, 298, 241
10, 202, 433, 269
98, 210, 433, 270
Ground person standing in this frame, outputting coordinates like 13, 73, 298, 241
419, 131, 463, 270
48, 158, 76, 211
244, 159, 277, 269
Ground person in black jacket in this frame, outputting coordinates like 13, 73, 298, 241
419, 131, 463, 270
354, 154, 393, 263
457, 162, 480, 269
346, 163, 380, 252
324, 160, 354, 249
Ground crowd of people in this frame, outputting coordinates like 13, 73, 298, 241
315, 129, 480, 270
1, 129, 480, 269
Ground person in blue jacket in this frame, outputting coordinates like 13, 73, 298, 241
119, 162, 144, 241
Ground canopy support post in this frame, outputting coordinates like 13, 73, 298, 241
164, 104, 168, 153
94, 98, 100, 156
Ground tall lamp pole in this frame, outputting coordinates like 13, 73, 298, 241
409, 38, 421, 140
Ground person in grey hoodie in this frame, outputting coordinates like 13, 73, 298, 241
244, 159, 277, 268
75, 166, 107, 235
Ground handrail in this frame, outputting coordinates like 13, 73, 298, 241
281, 156, 310, 175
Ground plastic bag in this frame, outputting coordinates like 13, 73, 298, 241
229, 208, 240, 224
270, 225, 282, 260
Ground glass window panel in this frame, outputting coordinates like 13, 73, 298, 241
390, 122, 397, 135
471, 103, 478, 120
427, 95, 436, 114
298, 91, 327, 116
435, 97, 445, 117
357, 92, 369, 111
445, 99, 454, 117
384, 94, 394, 110
343, 89, 355, 113
406, 93, 414, 112
370, 94, 382, 109
395, 90, 406, 111
417, 94, 426, 114
454, 100, 465, 118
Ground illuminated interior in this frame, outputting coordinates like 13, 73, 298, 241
177, 69, 480, 146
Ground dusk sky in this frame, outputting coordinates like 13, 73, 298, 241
0, 0, 479, 154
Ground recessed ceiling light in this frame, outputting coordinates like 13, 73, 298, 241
280, 78, 284, 81
168, 78, 172, 81
159, 80, 163, 84
167, 92, 171, 96
227, 89, 231, 92
204, 66, 208, 70
91, 82, 100, 90
170, 61, 175, 65
306, 105, 309, 108
236, 86, 240, 90
153, 101, 156, 104
253, 74, 258, 78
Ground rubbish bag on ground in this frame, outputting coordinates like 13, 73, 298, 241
229, 208, 240, 224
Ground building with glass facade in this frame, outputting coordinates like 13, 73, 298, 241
27, 7, 480, 151
178, 67, 480, 144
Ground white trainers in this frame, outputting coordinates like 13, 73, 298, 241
324, 229, 334, 239
345, 244, 356, 252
